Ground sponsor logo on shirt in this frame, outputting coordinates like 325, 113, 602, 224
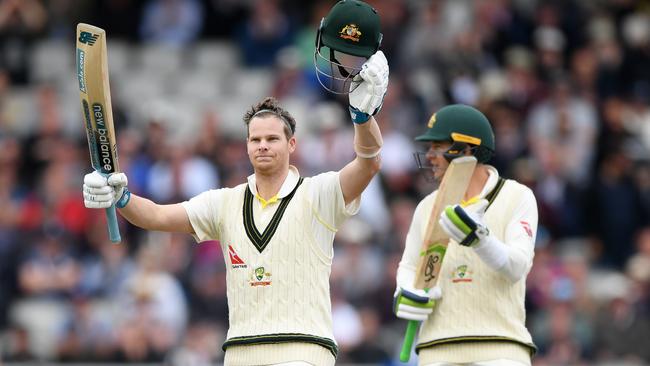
228, 245, 247, 269
451, 264, 473, 283
521, 221, 532, 237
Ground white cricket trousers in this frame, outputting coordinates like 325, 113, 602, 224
424, 360, 530, 366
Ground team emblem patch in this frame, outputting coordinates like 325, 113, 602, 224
250, 266, 272, 287
451, 264, 473, 283
339, 24, 362, 42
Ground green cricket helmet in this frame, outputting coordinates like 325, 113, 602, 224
314, 0, 383, 94
415, 104, 495, 164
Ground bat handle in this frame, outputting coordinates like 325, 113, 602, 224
400, 320, 419, 362
105, 205, 121, 243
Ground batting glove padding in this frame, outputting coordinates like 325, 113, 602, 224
393, 286, 442, 322
349, 50, 389, 123
83, 171, 129, 209
439, 200, 490, 247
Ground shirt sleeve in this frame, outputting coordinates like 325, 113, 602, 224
499, 186, 538, 282
181, 189, 223, 242
308, 171, 360, 230
396, 193, 435, 286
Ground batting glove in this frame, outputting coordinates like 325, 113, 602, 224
393, 285, 442, 321
439, 199, 509, 271
439, 199, 490, 247
349, 50, 389, 124
83, 171, 130, 209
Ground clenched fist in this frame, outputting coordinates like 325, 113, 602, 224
83, 171, 129, 209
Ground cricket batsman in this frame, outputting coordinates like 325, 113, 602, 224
82, 0, 387, 364
393, 105, 539, 365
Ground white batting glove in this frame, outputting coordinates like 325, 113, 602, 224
393, 285, 442, 321
349, 50, 389, 124
83, 171, 129, 209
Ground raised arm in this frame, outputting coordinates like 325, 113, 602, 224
83, 171, 194, 234
339, 117, 382, 205
339, 51, 388, 205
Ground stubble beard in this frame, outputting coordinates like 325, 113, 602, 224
432, 165, 445, 181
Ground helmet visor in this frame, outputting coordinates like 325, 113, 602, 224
413, 151, 433, 170
413, 151, 436, 183
314, 37, 366, 94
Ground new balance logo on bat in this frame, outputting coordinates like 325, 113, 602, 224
92, 103, 116, 173
78, 31, 99, 45
228, 245, 247, 268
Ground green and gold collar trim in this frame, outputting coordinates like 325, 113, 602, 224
485, 177, 505, 210
243, 177, 303, 253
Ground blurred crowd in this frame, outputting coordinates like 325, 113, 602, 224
1, 0, 649, 365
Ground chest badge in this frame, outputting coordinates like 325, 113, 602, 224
250, 266, 272, 287
451, 264, 473, 283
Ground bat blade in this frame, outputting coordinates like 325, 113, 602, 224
399, 155, 477, 362
414, 155, 477, 289
76, 23, 121, 243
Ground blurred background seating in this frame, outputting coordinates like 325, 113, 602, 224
0, 0, 649, 365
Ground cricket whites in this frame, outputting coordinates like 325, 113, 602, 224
400, 156, 477, 361
76, 23, 121, 243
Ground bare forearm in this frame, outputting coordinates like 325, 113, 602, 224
118, 194, 193, 233
340, 155, 381, 204
339, 116, 383, 204
353, 116, 383, 159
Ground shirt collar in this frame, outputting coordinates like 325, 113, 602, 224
478, 165, 499, 198
461, 165, 499, 206
247, 165, 300, 199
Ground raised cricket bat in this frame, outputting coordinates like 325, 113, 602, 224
76, 23, 121, 243
400, 155, 477, 362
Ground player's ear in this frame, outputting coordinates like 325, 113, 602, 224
288, 136, 296, 153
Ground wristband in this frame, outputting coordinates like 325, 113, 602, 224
349, 106, 370, 124
116, 188, 131, 208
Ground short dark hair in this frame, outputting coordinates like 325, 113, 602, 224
243, 97, 296, 139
